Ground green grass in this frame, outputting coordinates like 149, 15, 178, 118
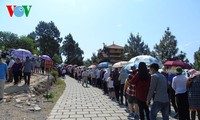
47, 78, 66, 102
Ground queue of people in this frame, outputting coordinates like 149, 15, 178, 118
63, 62, 200, 120
0, 55, 52, 103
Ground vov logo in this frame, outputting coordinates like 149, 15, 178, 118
6, 5, 32, 17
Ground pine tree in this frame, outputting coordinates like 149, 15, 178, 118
153, 27, 179, 63
124, 33, 150, 60
61, 34, 84, 65
194, 47, 200, 70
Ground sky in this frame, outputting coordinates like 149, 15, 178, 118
0, 0, 200, 63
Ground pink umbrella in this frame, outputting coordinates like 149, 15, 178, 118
88, 65, 96, 69
164, 61, 192, 69
65, 65, 72, 69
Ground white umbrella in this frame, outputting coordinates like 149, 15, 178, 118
129, 55, 162, 68
112, 61, 128, 68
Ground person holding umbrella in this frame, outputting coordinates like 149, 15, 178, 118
23, 56, 33, 86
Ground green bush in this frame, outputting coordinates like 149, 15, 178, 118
50, 70, 58, 78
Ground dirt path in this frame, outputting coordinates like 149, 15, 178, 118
0, 73, 57, 120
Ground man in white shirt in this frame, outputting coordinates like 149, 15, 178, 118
172, 67, 190, 120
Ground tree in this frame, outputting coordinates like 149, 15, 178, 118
83, 59, 92, 67
152, 27, 187, 63
194, 47, 200, 70
52, 54, 62, 64
91, 53, 99, 64
15, 36, 35, 53
35, 21, 62, 58
61, 34, 84, 65
124, 33, 150, 60
0, 31, 18, 49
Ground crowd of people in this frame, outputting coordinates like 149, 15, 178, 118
0, 55, 47, 103
61, 62, 200, 120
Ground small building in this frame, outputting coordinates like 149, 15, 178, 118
98, 43, 124, 63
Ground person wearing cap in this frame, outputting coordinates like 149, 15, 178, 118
187, 69, 200, 120
0, 57, 8, 103
172, 67, 190, 120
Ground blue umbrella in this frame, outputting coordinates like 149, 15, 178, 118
97, 62, 112, 68
124, 62, 138, 70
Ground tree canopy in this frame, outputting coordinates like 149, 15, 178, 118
152, 27, 187, 63
61, 34, 84, 65
35, 21, 62, 58
194, 47, 200, 70
124, 33, 150, 60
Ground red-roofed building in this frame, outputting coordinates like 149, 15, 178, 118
98, 42, 124, 63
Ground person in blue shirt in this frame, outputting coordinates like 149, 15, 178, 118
0, 57, 8, 103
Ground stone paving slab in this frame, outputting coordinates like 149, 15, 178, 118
47, 76, 178, 120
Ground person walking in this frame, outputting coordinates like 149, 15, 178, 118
187, 69, 200, 120
113, 68, 120, 103
7, 56, 15, 82
147, 63, 169, 120
106, 73, 115, 100
12, 58, 23, 85
82, 68, 88, 87
0, 57, 8, 103
118, 68, 128, 105
130, 62, 151, 120
23, 56, 33, 86
103, 68, 110, 95
168, 72, 178, 118
172, 67, 190, 120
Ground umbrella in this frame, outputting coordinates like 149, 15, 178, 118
97, 62, 112, 68
129, 55, 162, 68
124, 62, 138, 70
164, 61, 192, 69
11, 48, 33, 60
73, 64, 78, 67
65, 65, 72, 69
40, 55, 52, 61
112, 61, 128, 68
88, 65, 96, 69
33, 54, 39, 59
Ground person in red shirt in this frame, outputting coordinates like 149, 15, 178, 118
130, 62, 151, 120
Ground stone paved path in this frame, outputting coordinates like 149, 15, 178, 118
47, 76, 177, 120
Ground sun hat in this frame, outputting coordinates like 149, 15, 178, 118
176, 67, 183, 74
189, 69, 200, 78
